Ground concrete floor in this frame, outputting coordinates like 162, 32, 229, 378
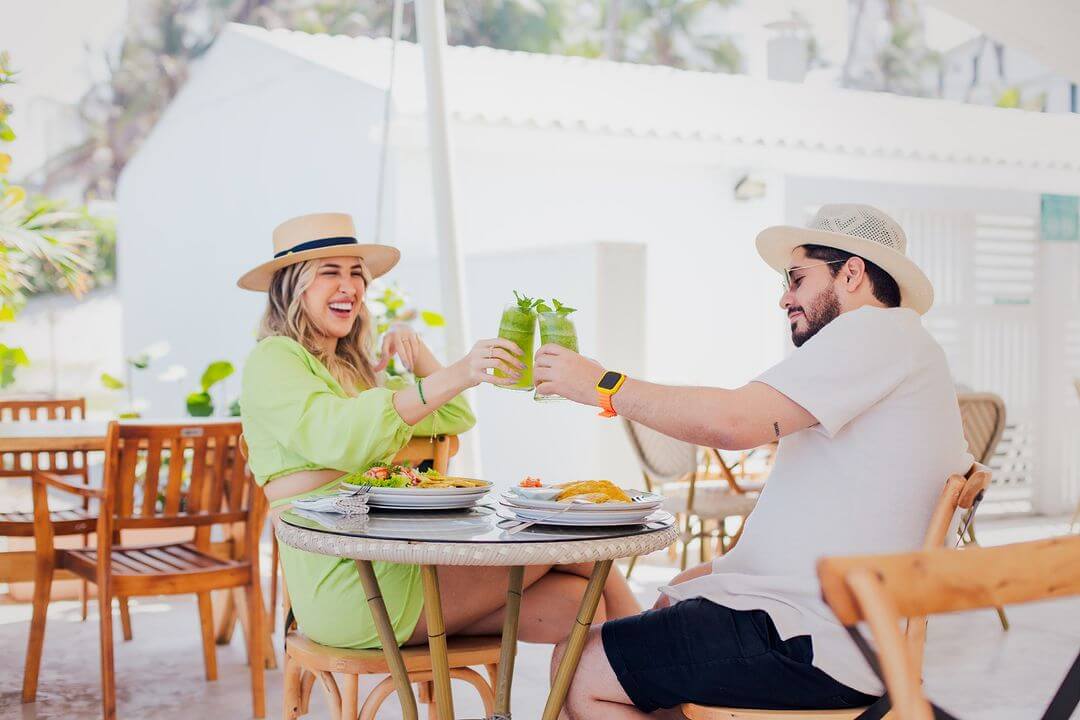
2, 518, 1078, 720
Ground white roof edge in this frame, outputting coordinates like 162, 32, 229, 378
218, 23, 1080, 172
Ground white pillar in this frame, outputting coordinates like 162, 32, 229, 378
415, 0, 481, 473
1036, 240, 1080, 515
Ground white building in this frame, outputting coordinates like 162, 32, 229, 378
117, 23, 1080, 513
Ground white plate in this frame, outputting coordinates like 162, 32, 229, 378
496, 507, 672, 528
499, 489, 663, 512
367, 494, 487, 509
370, 499, 487, 511
500, 503, 657, 523
342, 479, 493, 498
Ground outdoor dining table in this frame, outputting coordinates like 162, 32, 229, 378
0, 417, 240, 455
276, 502, 678, 720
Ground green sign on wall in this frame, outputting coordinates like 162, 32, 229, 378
1041, 194, 1079, 242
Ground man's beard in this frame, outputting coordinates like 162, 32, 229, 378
790, 285, 842, 347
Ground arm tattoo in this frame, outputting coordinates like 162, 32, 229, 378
773, 421, 781, 438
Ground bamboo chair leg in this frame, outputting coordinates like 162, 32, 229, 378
455, 667, 495, 717
270, 533, 279, 634
962, 520, 1010, 631
417, 680, 437, 720
358, 677, 399, 720
340, 673, 358, 720
99, 580, 117, 720
300, 669, 317, 714
624, 554, 639, 579
21, 558, 53, 703
197, 591, 219, 681
117, 596, 133, 642
244, 580, 268, 718
283, 655, 304, 720
318, 670, 343, 720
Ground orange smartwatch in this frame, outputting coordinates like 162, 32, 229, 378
596, 371, 627, 418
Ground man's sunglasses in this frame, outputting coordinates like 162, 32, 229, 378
781, 260, 848, 292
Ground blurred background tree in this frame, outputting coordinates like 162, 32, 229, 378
42, 0, 743, 202
841, 0, 940, 97
0, 51, 96, 387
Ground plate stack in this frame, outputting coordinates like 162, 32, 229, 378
341, 480, 493, 511
499, 488, 667, 527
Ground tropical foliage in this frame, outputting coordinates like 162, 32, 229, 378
0, 52, 95, 387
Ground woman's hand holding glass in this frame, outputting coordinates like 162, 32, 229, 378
456, 338, 526, 389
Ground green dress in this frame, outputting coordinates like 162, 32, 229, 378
240, 335, 476, 648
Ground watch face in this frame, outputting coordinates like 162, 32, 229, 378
598, 371, 623, 390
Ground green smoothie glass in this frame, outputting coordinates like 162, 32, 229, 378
534, 299, 578, 402
495, 291, 538, 390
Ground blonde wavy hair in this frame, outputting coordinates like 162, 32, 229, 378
258, 258, 378, 393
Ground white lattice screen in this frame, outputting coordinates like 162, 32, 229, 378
801, 205, 1043, 510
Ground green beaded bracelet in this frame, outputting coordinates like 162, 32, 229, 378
417, 377, 427, 405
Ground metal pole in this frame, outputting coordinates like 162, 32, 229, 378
414, 0, 470, 362
415, 0, 482, 475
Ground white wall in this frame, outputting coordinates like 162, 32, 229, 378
117, 31, 390, 415
394, 127, 788, 388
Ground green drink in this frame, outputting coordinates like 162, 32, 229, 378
534, 300, 578, 402
496, 292, 538, 390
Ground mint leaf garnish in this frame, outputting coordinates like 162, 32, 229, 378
552, 298, 577, 316
534, 300, 553, 314
513, 290, 538, 312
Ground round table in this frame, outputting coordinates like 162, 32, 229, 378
276, 504, 677, 720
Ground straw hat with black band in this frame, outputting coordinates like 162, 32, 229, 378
237, 212, 400, 292
755, 203, 934, 315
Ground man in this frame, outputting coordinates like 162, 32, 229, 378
534, 204, 973, 718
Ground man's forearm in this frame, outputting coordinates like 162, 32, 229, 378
610, 378, 746, 449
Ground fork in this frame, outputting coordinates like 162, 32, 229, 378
339, 481, 372, 497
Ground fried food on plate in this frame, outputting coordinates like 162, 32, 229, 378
555, 480, 631, 503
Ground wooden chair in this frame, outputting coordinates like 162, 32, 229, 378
817, 535, 1080, 720
278, 434, 503, 719
681, 467, 991, 720
956, 392, 1009, 630
622, 419, 763, 576
24, 420, 267, 719
0, 397, 108, 624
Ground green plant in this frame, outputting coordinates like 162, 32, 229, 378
535, 297, 576, 315
100, 340, 170, 417
368, 283, 445, 377
186, 360, 234, 417
0, 51, 94, 387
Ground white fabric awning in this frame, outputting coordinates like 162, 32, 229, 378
926, 0, 1080, 84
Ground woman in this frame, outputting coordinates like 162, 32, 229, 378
238, 212, 639, 651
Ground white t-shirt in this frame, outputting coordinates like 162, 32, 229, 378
661, 306, 973, 695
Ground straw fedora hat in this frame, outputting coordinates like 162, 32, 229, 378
237, 212, 400, 291
756, 204, 934, 314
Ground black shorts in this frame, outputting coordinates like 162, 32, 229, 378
601, 597, 879, 713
